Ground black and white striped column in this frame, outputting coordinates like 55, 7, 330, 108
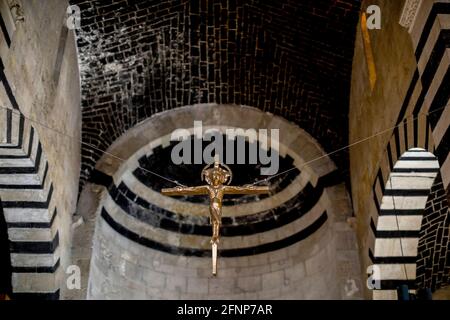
0, 82, 60, 299
372, 149, 439, 299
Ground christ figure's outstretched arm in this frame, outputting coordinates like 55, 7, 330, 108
222, 185, 270, 195
161, 185, 209, 196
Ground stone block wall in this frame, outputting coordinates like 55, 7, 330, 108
416, 173, 450, 291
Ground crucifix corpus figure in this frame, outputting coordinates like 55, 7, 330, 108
161, 160, 270, 276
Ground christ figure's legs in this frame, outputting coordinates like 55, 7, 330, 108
210, 202, 221, 244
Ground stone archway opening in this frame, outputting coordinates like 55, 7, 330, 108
371, 148, 446, 300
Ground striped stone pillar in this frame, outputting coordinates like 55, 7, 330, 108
0, 110, 61, 299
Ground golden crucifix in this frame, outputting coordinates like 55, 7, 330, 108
161, 160, 270, 276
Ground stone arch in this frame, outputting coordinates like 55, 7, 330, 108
371, 148, 440, 299
73, 104, 363, 300
0, 109, 61, 299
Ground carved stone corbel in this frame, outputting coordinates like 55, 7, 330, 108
399, 0, 423, 33
7, 0, 24, 24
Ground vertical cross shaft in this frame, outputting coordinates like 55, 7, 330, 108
212, 242, 218, 276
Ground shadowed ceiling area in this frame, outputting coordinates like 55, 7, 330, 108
70, 0, 361, 187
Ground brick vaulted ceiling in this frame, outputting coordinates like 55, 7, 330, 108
70, 0, 361, 188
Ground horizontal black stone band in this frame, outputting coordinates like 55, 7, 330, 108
221, 212, 327, 257
375, 230, 420, 239
9, 232, 59, 254
398, 157, 437, 161
391, 168, 439, 173
379, 209, 424, 216
2, 184, 53, 208
112, 181, 318, 237
101, 208, 327, 257
12, 289, 60, 301
0, 128, 35, 160
7, 208, 58, 229
109, 170, 340, 237
0, 143, 21, 150
370, 219, 420, 238
384, 189, 431, 197
0, 166, 36, 174
0, 184, 43, 190
0, 144, 42, 174
378, 280, 417, 290
12, 259, 60, 274
0, 162, 50, 190
369, 249, 417, 264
